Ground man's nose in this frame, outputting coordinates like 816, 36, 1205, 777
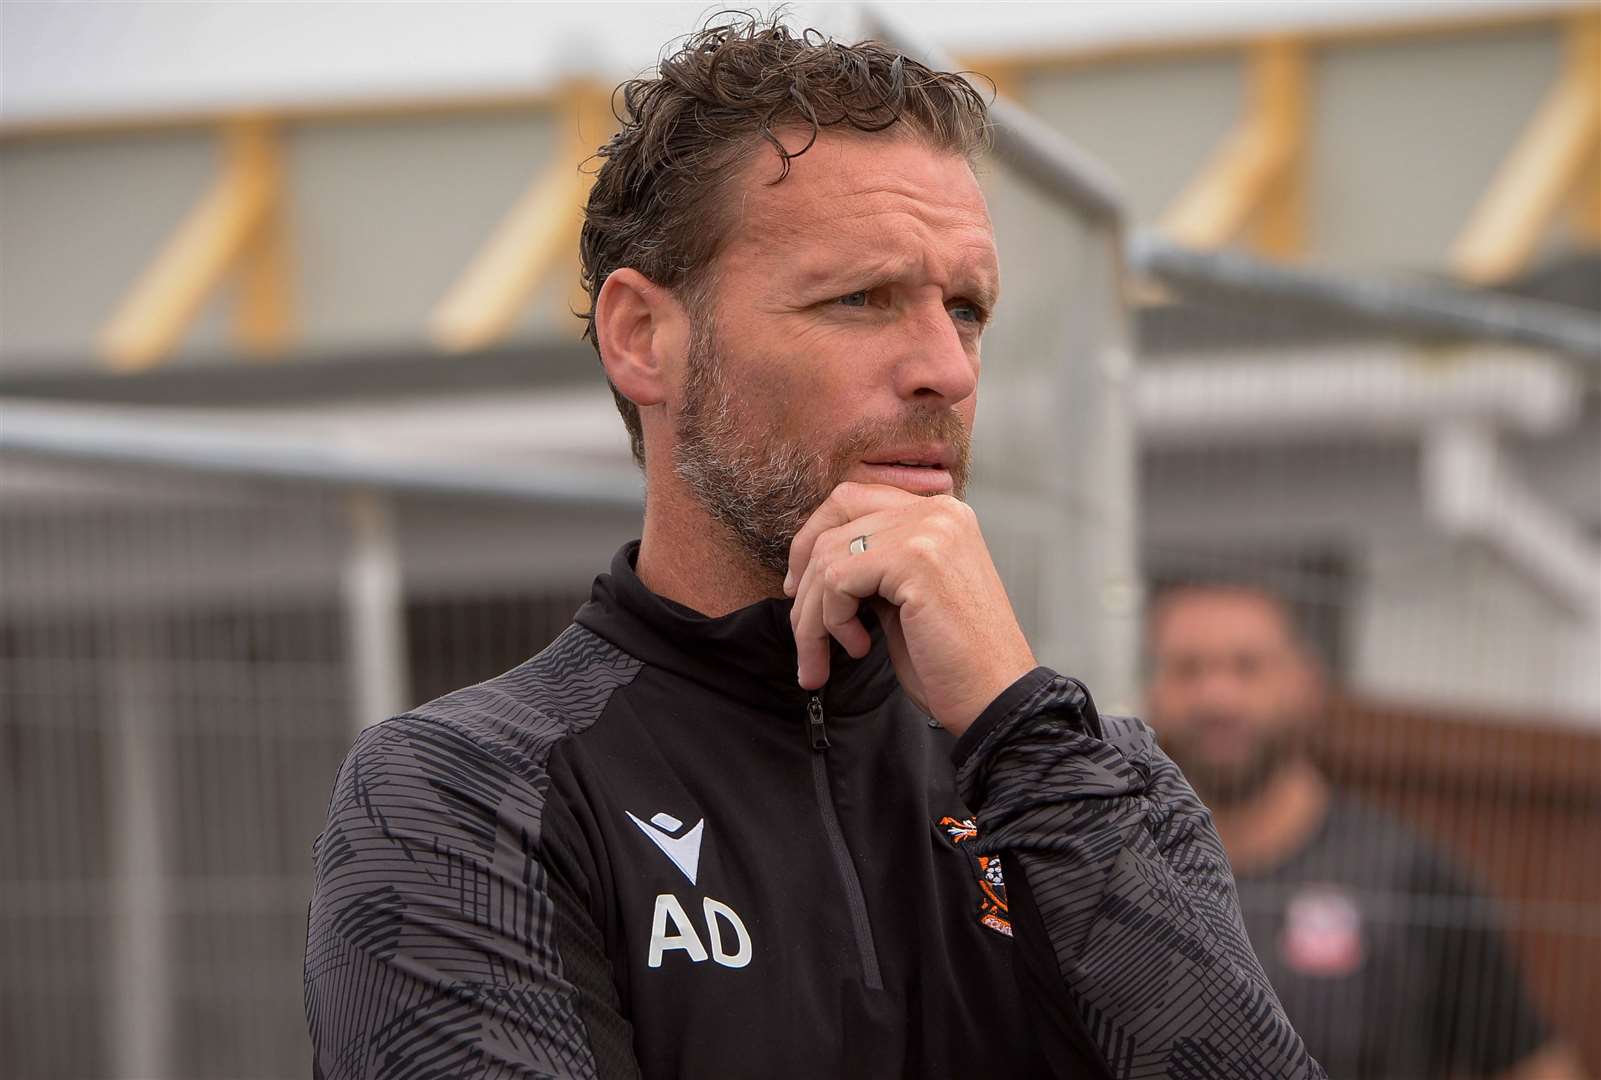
1194, 663, 1248, 706
893, 301, 978, 405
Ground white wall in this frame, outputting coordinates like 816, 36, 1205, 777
1143, 417, 1601, 723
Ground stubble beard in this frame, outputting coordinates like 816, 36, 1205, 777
672, 318, 973, 577
1161, 721, 1305, 812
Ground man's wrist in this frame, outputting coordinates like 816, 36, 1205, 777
938, 659, 1041, 740
947, 665, 1058, 765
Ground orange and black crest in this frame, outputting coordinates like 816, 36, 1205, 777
937, 815, 1011, 937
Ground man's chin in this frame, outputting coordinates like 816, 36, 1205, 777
1179, 749, 1300, 810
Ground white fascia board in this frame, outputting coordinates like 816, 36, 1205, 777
1136, 345, 1581, 448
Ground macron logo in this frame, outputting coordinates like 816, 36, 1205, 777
627, 810, 705, 885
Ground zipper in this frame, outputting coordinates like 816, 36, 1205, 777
805, 693, 884, 991
807, 695, 830, 749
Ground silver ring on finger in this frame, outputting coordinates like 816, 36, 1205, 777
848, 533, 871, 556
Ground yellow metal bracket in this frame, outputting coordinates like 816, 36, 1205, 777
1450, 11, 1601, 284
1159, 38, 1309, 258
429, 83, 615, 352
98, 117, 292, 371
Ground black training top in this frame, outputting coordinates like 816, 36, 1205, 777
1237, 795, 1550, 1080
304, 541, 1324, 1078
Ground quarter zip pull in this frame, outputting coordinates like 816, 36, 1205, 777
804, 690, 884, 991
807, 694, 830, 750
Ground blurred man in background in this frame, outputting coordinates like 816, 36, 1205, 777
1144, 581, 1584, 1080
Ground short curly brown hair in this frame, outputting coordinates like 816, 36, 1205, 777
578, 12, 993, 467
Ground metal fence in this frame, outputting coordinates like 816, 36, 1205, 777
0, 462, 645, 1076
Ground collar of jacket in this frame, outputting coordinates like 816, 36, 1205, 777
574, 540, 901, 716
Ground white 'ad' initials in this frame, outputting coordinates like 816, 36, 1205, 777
647, 894, 752, 969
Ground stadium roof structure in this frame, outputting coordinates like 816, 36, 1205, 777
2, 252, 1593, 408
1138, 251, 1601, 358
3, 1, 1578, 127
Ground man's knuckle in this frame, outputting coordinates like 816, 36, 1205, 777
939, 495, 973, 521
924, 512, 958, 541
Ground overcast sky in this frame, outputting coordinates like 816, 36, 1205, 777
1, 0, 1576, 123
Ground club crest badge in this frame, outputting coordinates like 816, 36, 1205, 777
937, 815, 1011, 937
1279, 884, 1365, 978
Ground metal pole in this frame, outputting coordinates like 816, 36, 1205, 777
0, 400, 645, 509
106, 633, 172, 1078
1046, 229, 1142, 715
342, 489, 409, 732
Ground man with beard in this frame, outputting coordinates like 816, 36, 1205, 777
304, 17, 1323, 1079
1145, 582, 1582, 1080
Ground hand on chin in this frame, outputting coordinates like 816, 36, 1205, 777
783, 481, 1036, 738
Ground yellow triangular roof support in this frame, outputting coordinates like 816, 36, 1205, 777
429, 82, 615, 353
98, 116, 292, 371
1450, 11, 1601, 284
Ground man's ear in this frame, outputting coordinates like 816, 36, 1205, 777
594, 268, 689, 411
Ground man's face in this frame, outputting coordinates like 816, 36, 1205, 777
1144, 589, 1324, 808
670, 130, 999, 574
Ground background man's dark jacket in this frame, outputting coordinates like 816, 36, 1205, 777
304, 542, 1323, 1078
1239, 794, 1550, 1079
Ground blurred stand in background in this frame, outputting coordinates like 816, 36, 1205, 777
1, 2, 1597, 1076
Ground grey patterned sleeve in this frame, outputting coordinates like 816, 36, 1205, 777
303, 715, 638, 1080
954, 668, 1325, 1080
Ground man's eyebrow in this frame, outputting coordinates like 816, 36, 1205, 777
960, 273, 1001, 311
788, 253, 907, 293
790, 254, 999, 307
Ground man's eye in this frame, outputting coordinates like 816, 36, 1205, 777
948, 301, 983, 324
836, 291, 869, 308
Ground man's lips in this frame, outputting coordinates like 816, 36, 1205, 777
860, 446, 956, 471
851, 460, 955, 494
